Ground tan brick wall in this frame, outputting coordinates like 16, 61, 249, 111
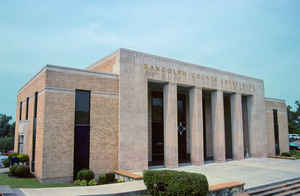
46, 69, 119, 93
90, 94, 119, 174
86, 51, 120, 74
42, 91, 75, 179
265, 99, 289, 155
15, 66, 119, 182
40, 67, 119, 180
14, 70, 46, 179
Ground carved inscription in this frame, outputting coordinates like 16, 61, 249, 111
144, 64, 256, 93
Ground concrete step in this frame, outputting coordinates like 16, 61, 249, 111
247, 178, 300, 195
257, 183, 300, 196
275, 188, 300, 196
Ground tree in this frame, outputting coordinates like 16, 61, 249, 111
287, 101, 300, 134
0, 114, 15, 138
0, 136, 14, 153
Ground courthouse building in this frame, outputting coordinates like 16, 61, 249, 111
14, 48, 289, 183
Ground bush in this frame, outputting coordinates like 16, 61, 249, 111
105, 173, 115, 183
143, 170, 209, 196
8, 152, 18, 160
117, 178, 125, 183
74, 179, 81, 186
79, 180, 87, 186
17, 154, 29, 164
281, 152, 292, 157
77, 169, 95, 182
15, 165, 30, 177
9, 165, 18, 176
88, 179, 98, 186
3, 158, 9, 168
98, 174, 106, 185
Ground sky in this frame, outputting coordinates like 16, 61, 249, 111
1, 0, 300, 120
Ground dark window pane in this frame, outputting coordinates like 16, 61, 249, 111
19, 102, 22, 120
34, 92, 38, 118
26, 97, 29, 120
32, 92, 38, 172
74, 125, 90, 178
75, 90, 90, 125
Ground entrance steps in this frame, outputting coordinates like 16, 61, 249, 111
246, 178, 300, 196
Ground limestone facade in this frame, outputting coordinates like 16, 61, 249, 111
14, 48, 289, 183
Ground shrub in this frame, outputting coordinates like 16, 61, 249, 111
15, 165, 30, 177
3, 158, 9, 168
143, 170, 209, 196
117, 178, 125, 183
105, 173, 115, 183
74, 179, 81, 186
281, 152, 291, 157
77, 169, 95, 182
98, 174, 106, 185
17, 154, 29, 164
9, 165, 18, 176
88, 179, 98, 186
79, 180, 87, 186
8, 152, 18, 160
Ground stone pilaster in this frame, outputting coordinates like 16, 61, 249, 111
211, 90, 226, 162
163, 82, 178, 168
189, 87, 204, 165
230, 93, 244, 160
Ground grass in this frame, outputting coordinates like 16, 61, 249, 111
291, 150, 300, 159
0, 173, 73, 188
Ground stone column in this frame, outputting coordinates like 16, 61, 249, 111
189, 87, 204, 165
211, 90, 226, 162
163, 82, 178, 168
230, 93, 244, 160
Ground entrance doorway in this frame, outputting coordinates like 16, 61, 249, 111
224, 94, 233, 160
150, 91, 164, 166
203, 90, 214, 161
242, 96, 251, 158
177, 92, 190, 163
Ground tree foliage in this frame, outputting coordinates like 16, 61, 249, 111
0, 114, 15, 137
288, 101, 300, 134
0, 114, 15, 153
0, 136, 14, 153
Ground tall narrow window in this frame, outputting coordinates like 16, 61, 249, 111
19, 102, 22, 120
73, 90, 90, 179
273, 109, 280, 155
26, 97, 29, 120
31, 92, 38, 172
18, 135, 24, 154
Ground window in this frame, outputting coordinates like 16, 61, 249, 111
18, 135, 24, 154
273, 109, 280, 155
19, 102, 22, 120
26, 97, 29, 120
73, 90, 90, 179
31, 92, 38, 172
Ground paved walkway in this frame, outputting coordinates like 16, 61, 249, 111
19, 158, 300, 196
155, 158, 300, 189
0, 167, 9, 173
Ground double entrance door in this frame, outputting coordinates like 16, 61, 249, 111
150, 91, 190, 166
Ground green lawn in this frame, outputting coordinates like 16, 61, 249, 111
291, 150, 300, 159
0, 173, 73, 188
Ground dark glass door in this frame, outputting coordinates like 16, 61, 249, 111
151, 91, 164, 166
178, 93, 189, 163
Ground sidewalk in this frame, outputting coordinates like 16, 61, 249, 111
0, 167, 9, 174
19, 181, 146, 196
